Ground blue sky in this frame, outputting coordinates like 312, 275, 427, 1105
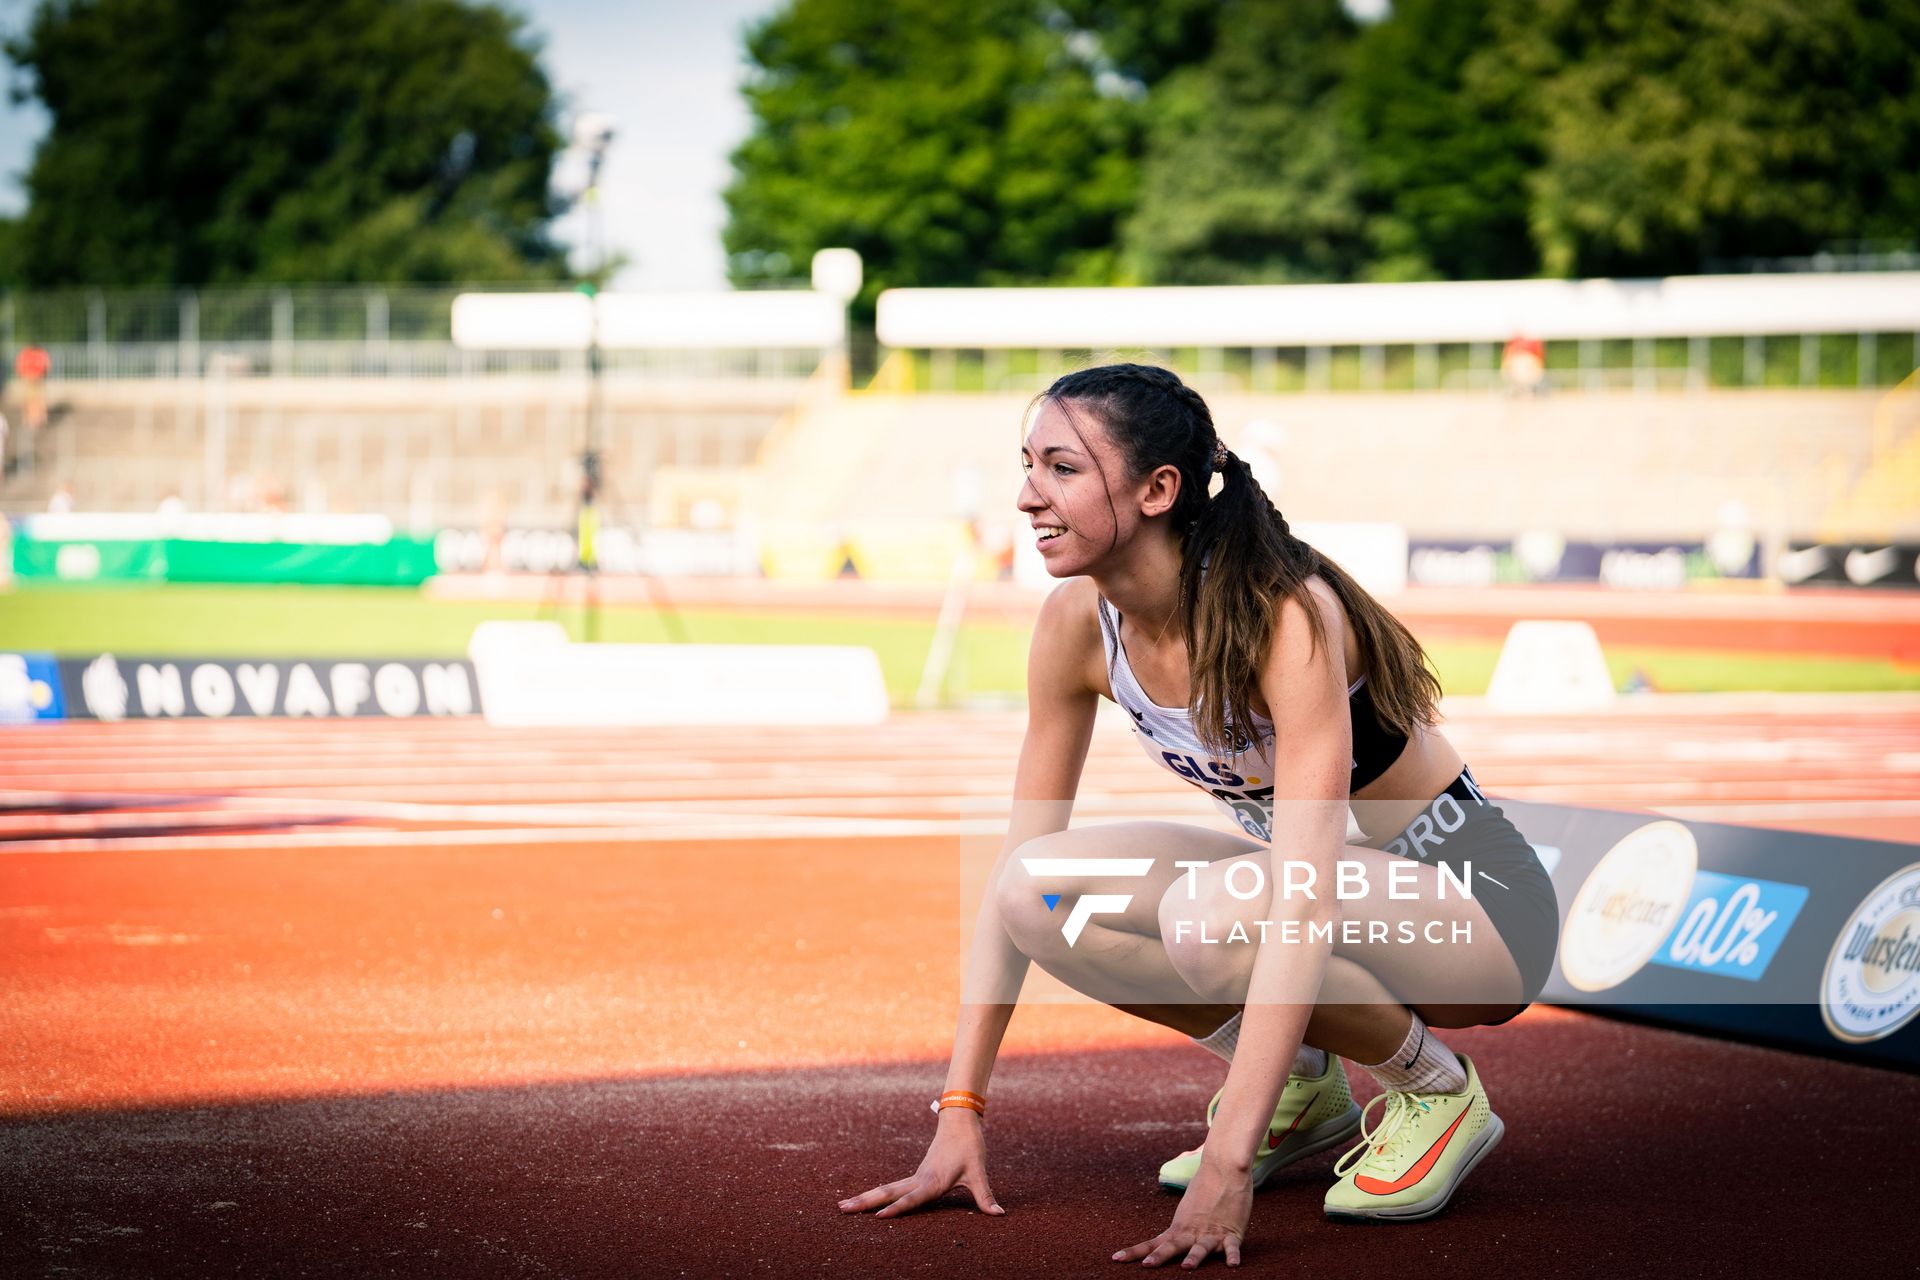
0, 0, 781, 290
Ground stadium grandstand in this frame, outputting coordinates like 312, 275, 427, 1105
4, 264, 1916, 588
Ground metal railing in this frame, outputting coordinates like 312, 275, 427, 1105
886, 334, 1920, 394
7, 285, 1917, 391
1, 285, 827, 381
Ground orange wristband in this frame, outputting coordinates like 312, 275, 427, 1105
930, 1090, 986, 1115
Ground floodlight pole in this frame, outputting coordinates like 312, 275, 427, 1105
580, 134, 609, 562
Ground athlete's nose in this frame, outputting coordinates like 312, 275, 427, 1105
1016, 475, 1046, 513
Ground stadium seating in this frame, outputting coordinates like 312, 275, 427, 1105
5, 376, 1906, 561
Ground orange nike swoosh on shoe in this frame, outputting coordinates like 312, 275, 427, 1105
1353, 1107, 1470, 1195
1264, 1092, 1318, 1151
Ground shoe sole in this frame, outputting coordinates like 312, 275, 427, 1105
1323, 1113, 1505, 1223
1159, 1103, 1365, 1193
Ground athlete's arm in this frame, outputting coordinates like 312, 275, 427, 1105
1115, 587, 1355, 1267
1212, 585, 1353, 1168
838, 578, 1098, 1219
945, 577, 1100, 1085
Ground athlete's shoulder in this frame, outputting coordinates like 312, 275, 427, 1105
1292, 574, 1350, 639
1035, 574, 1102, 634
1029, 576, 1104, 698
1267, 574, 1352, 685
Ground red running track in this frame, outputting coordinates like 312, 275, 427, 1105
2, 699, 1917, 1275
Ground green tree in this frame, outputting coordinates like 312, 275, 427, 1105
723, 0, 1141, 306
1053, 0, 1220, 88
1344, 0, 1539, 281
1488, 0, 1920, 277
6, 0, 566, 285
1120, 0, 1366, 284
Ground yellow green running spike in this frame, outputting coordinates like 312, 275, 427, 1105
1323, 1052, 1504, 1222
1158, 1052, 1364, 1192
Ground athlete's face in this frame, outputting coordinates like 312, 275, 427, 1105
1018, 399, 1134, 576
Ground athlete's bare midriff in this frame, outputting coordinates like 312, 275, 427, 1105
1077, 574, 1464, 843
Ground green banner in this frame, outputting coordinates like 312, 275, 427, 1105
12, 536, 437, 586
11, 538, 167, 582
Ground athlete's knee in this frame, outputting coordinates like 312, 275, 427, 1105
1157, 885, 1222, 999
1172, 856, 1274, 929
1157, 861, 1262, 1000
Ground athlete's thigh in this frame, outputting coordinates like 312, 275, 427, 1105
1178, 843, 1524, 1014
1004, 820, 1263, 936
1324, 845, 1525, 1014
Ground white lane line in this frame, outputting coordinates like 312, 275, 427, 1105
0, 818, 1012, 853
0, 812, 1231, 854
1655, 799, 1920, 819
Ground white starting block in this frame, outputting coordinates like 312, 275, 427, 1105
1485, 620, 1616, 713
469, 621, 890, 727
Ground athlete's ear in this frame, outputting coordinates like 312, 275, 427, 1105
1139, 463, 1183, 519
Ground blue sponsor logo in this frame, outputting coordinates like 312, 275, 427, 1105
1650, 870, 1808, 982
0, 652, 65, 722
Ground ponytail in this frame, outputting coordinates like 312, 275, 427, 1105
1042, 363, 1441, 760
1184, 453, 1440, 757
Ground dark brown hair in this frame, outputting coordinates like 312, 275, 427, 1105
1038, 363, 1441, 758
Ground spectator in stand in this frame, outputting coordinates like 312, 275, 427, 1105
15, 346, 50, 436
1500, 334, 1546, 395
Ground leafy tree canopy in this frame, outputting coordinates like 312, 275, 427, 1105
728, 0, 1920, 292
6, 0, 567, 286
1344, 0, 1540, 281
1119, 0, 1365, 284
1488, 0, 1920, 277
723, 0, 1142, 307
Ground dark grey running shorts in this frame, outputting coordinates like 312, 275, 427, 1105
1377, 765, 1560, 1017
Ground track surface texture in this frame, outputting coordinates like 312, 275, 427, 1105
4, 696, 1918, 1277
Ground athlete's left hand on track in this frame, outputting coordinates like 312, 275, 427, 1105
1111, 1160, 1252, 1268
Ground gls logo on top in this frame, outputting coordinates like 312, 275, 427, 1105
1649, 870, 1808, 982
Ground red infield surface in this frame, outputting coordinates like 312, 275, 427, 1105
3, 696, 1918, 1276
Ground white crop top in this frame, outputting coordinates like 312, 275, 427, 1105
1096, 595, 1364, 842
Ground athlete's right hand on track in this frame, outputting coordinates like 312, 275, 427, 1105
837, 1111, 1006, 1218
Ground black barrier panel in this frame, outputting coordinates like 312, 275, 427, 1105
1777, 541, 1920, 590
57, 655, 482, 721
1504, 800, 1920, 1073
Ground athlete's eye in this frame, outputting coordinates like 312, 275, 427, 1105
1053, 464, 1074, 475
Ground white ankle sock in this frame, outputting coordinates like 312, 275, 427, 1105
1361, 1011, 1466, 1094
1191, 1012, 1327, 1077
1193, 1012, 1241, 1061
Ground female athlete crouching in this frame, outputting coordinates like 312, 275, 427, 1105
838, 364, 1558, 1267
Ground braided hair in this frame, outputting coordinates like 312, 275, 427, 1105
1038, 363, 1440, 760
